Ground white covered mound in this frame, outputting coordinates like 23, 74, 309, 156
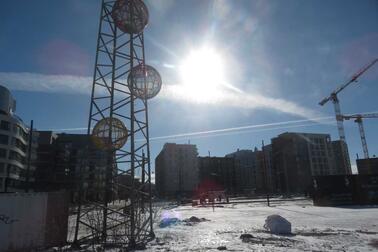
264, 214, 292, 234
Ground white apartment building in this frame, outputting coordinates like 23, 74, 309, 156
0, 85, 37, 192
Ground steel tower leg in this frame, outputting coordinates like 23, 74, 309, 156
72, 0, 155, 248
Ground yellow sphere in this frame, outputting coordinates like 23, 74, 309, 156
92, 117, 128, 150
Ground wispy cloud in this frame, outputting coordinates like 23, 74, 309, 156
0, 71, 322, 119
161, 82, 323, 119
146, 0, 175, 16
0, 72, 92, 94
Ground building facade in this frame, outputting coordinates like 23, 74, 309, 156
33, 132, 108, 202
357, 157, 378, 175
155, 143, 198, 197
33, 131, 58, 192
226, 145, 274, 195
0, 85, 37, 192
198, 156, 237, 195
225, 149, 256, 194
272, 132, 337, 193
255, 144, 274, 193
332, 140, 352, 174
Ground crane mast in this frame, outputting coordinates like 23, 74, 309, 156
356, 117, 368, 159
342, 113, 378, 159
319, 59, 377, 174
332, 94, 346, 141
319, 58, 378, 142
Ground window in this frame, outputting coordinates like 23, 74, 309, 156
8, 164, 17, 175
0, 121, 10, 131
13, 138, 27, 152
9, 150, 25, 164
0, 134, 8, 145
0, 163, 4, 174
22, 131, 28, 141
0, 148, 7, 158
14, 125, 28, 141
13, 125, 18, 134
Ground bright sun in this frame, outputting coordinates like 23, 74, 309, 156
179, 46, 226, 102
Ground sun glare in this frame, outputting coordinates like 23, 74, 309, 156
179, 46, 226, 102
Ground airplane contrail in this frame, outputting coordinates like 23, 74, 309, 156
147, 122, 326, 142
42, 127, 88, 132
42, 115, 334, 139
42, 109, 378, 142
147, 116, 334, 141
150, 109, 378, 142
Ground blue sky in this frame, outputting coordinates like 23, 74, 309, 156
0, 0, 377, 173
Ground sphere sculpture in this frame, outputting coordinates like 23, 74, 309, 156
92, 117, 128, 150
111, 0, 149, 34
128, 64, 162, 99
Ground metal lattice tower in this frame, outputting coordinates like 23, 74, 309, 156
73, 0, 161, 249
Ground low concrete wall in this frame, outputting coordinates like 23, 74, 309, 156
0, 191, 68, 252
313, 174, 378, 206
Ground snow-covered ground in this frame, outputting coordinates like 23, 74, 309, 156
147, 200, 378, 251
